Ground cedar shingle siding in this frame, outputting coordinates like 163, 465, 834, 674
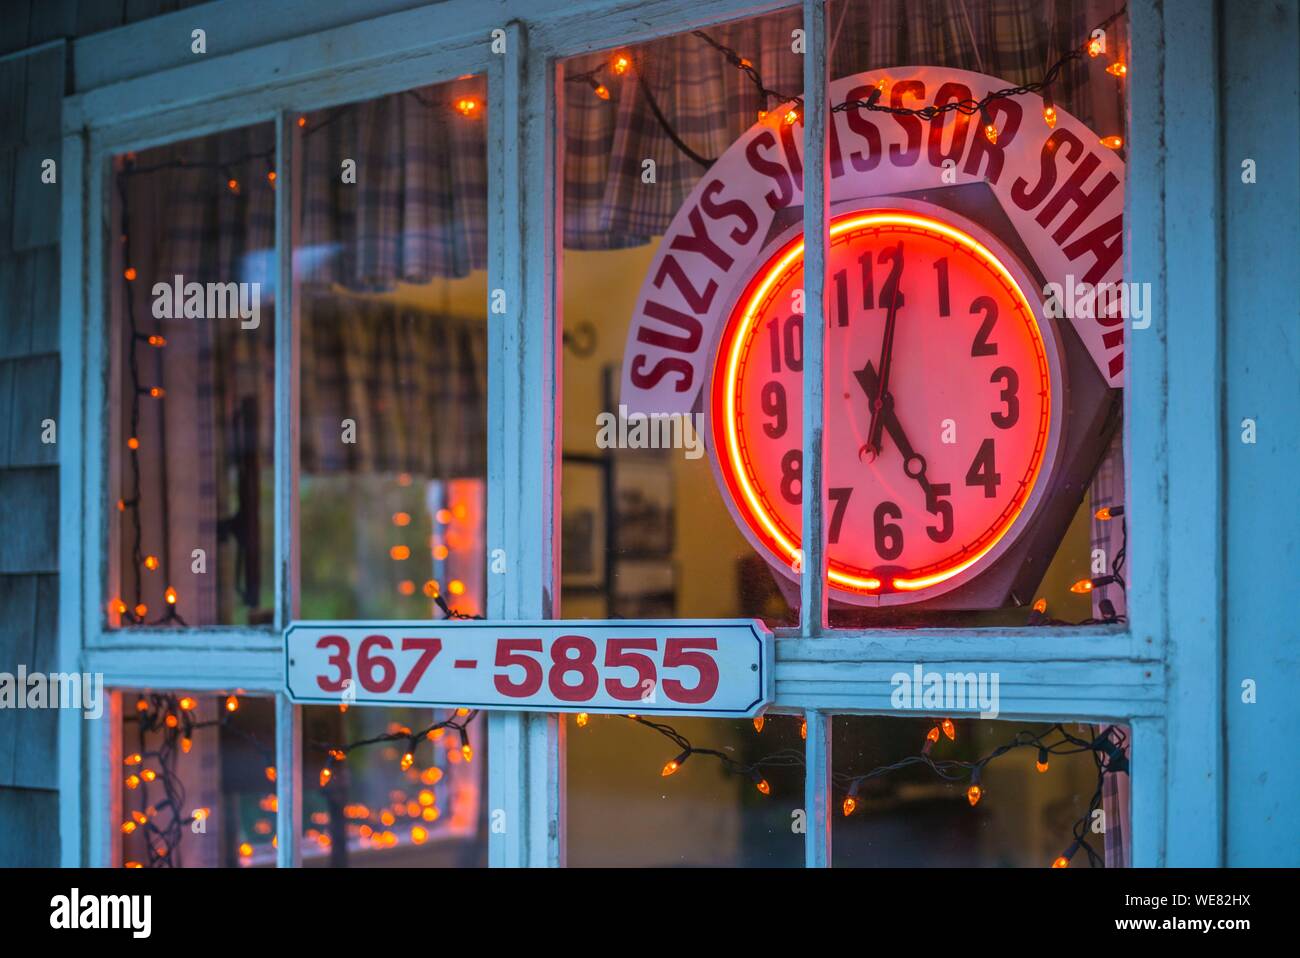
0, 0, 208, 868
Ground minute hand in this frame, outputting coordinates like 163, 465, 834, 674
854, 360, 934, 498
864, 242, 904, 457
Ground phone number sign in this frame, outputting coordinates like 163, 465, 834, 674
285, 620, 774, 717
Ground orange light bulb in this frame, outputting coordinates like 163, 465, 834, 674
593, 84, 611, 100
133, 603, 147, 618
784, 107, 800, 126
392, 511, 411, 527
123, 267, 137, 282
753, 716, 765, 733
178, 696, 196, 711
265, 766, 276, 782
164, 587, 177, 605
400, 752, 415, 771
1088, 37, 1103, 58
575, 712, 588, 727
143, 555, 159, 570
1033, 597, 1048, 613
755, 778, 771, 795
941, 718, 956, 741
1100, 135, 1124, 150
1106, 61, 1127, 77
461, 744, 473, 762
967, 784, 983, 806
1042, 104, 1057, 128
611, 53, 631, 75
319, 768, 332, 787
926, 726, 941, 744
842, 797, 857, 817
1070, 577, 1095, 594
224, 695, 239, 712
662, 760, 679, 777
1051, 855, 1071, 868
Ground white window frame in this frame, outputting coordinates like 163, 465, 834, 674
57, 0, 1222, 868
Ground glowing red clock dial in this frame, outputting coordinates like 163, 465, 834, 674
709, 209, 1056, 604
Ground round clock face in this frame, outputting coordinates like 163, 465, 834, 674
708, 206, 1062, 605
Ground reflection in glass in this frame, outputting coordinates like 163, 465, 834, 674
118, 691, 277, 867
294, 78, 488, 621
301, 705, 487, 867
109, 124, 277, 628
567, 713, 804, 866
832, 716, 1129, 867
559, 10, 804, 627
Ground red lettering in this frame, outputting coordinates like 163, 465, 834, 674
843, 85, 883, 173
745, 130, 794, 211
629, 353, 693, 392
1036, 153, 1119, 245
889, 80, 925, 166
637, 300, 704, 353
669, 206, 734, 271
654, 255, 717, 313
1010, 129, 1084, 210
1062, 212, 1123, 285
698, 179, 758, 244
927, 82, 973, 169
963, 97, 1022, 184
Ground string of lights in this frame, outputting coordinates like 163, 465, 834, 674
607, 711, 1127, 867
568, 5, 1128, 167
119, 592, 482, 867
1028, 503, 1128, 626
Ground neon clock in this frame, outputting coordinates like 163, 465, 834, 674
706, 203, 1065, 606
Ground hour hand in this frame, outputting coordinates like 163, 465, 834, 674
855, 361, 932, 495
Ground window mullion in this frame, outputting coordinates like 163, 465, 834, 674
273, 110, 300, 629
799, 0, 829, 636
274, 692, 303, 868
272, 110, 303, 867
487, 23, 565, 868
804, 709, 833, 867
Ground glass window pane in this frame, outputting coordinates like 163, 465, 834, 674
816, 0, 1129, 626
293, 78, 488, 621
300, 705, 487, 867
116, 691, 277, 867
559, 9, 803, 627
832, 716, 1130, 867
566, 713, 804, 866
108, 124, 276, 628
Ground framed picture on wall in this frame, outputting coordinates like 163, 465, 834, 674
560, 455, 608, 591
612, 456, 675, 558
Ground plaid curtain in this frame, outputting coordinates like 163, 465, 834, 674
299, 294, 487, 478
